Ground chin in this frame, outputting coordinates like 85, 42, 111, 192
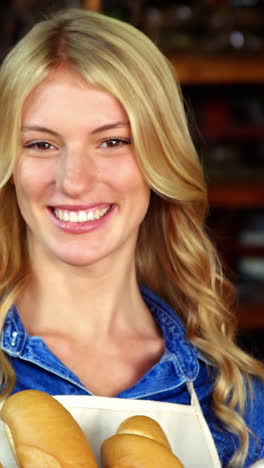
57, 248, 112, 268
59, 255, 103, 268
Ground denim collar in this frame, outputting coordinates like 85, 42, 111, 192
140, 286, 199, 380
1, 286, 200, 398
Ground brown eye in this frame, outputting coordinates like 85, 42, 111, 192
25, 141, 56, 151
100, 138, 130, 148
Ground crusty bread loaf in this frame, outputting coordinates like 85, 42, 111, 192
101, 415, 184, 467
1, 390, 98, 467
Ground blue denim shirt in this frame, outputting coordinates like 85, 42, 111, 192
1, 286, 264, 467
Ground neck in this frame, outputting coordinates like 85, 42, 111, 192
16, 251, 154, 343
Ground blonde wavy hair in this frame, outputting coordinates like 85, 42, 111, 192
0, 8, 263, 467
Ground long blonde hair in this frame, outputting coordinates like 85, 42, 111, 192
0, 8, 263, 466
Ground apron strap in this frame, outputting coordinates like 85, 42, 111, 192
186, 382, 222, 468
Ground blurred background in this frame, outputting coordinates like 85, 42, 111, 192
1, 0, 264, 357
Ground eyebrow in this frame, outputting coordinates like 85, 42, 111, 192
21, 121, 130, 136
21, 126, 60, 137
91, 121, 130, 134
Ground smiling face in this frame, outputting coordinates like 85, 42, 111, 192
12, 67, 150, 269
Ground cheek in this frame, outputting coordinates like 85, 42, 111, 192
104, 157, 149, 197
13, 159, 54, 202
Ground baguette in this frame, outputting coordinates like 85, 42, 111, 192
1, 390, 98, 467
101, 415, 184, 467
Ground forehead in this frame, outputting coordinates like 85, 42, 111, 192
22, 67, 128, 125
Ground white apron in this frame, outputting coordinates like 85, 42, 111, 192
0, 382, 223, 467
0, 384, 262, 467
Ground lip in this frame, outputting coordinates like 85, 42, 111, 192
50, 203, 111, 211
48, 204, 115, 234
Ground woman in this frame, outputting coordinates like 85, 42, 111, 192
0, 8, 263, 468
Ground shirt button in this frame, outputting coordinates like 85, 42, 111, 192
11, 331, 18, 346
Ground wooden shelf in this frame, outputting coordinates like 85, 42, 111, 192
203, 124, 264, 142
81, 0, 102, 11
237, 304, 264, 330
225, 244, 264, 256
81, 3, 264, 84
168, 54, 264, 85
81, 2, 264, 84
208, 183, 264, 208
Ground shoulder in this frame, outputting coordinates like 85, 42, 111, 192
246, 376, 264, 449
246, 375, 264, 416
197, 370, 264, 467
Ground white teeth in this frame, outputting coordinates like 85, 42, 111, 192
78, 211, 87, 222
87, 211, 94, 221
69, 212, 78, 223
63, 210, 70, 222
54, 206, 110, 223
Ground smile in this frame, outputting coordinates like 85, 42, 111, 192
53, 206, 111, 223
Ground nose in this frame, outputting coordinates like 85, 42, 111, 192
56, 147, 97, 197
